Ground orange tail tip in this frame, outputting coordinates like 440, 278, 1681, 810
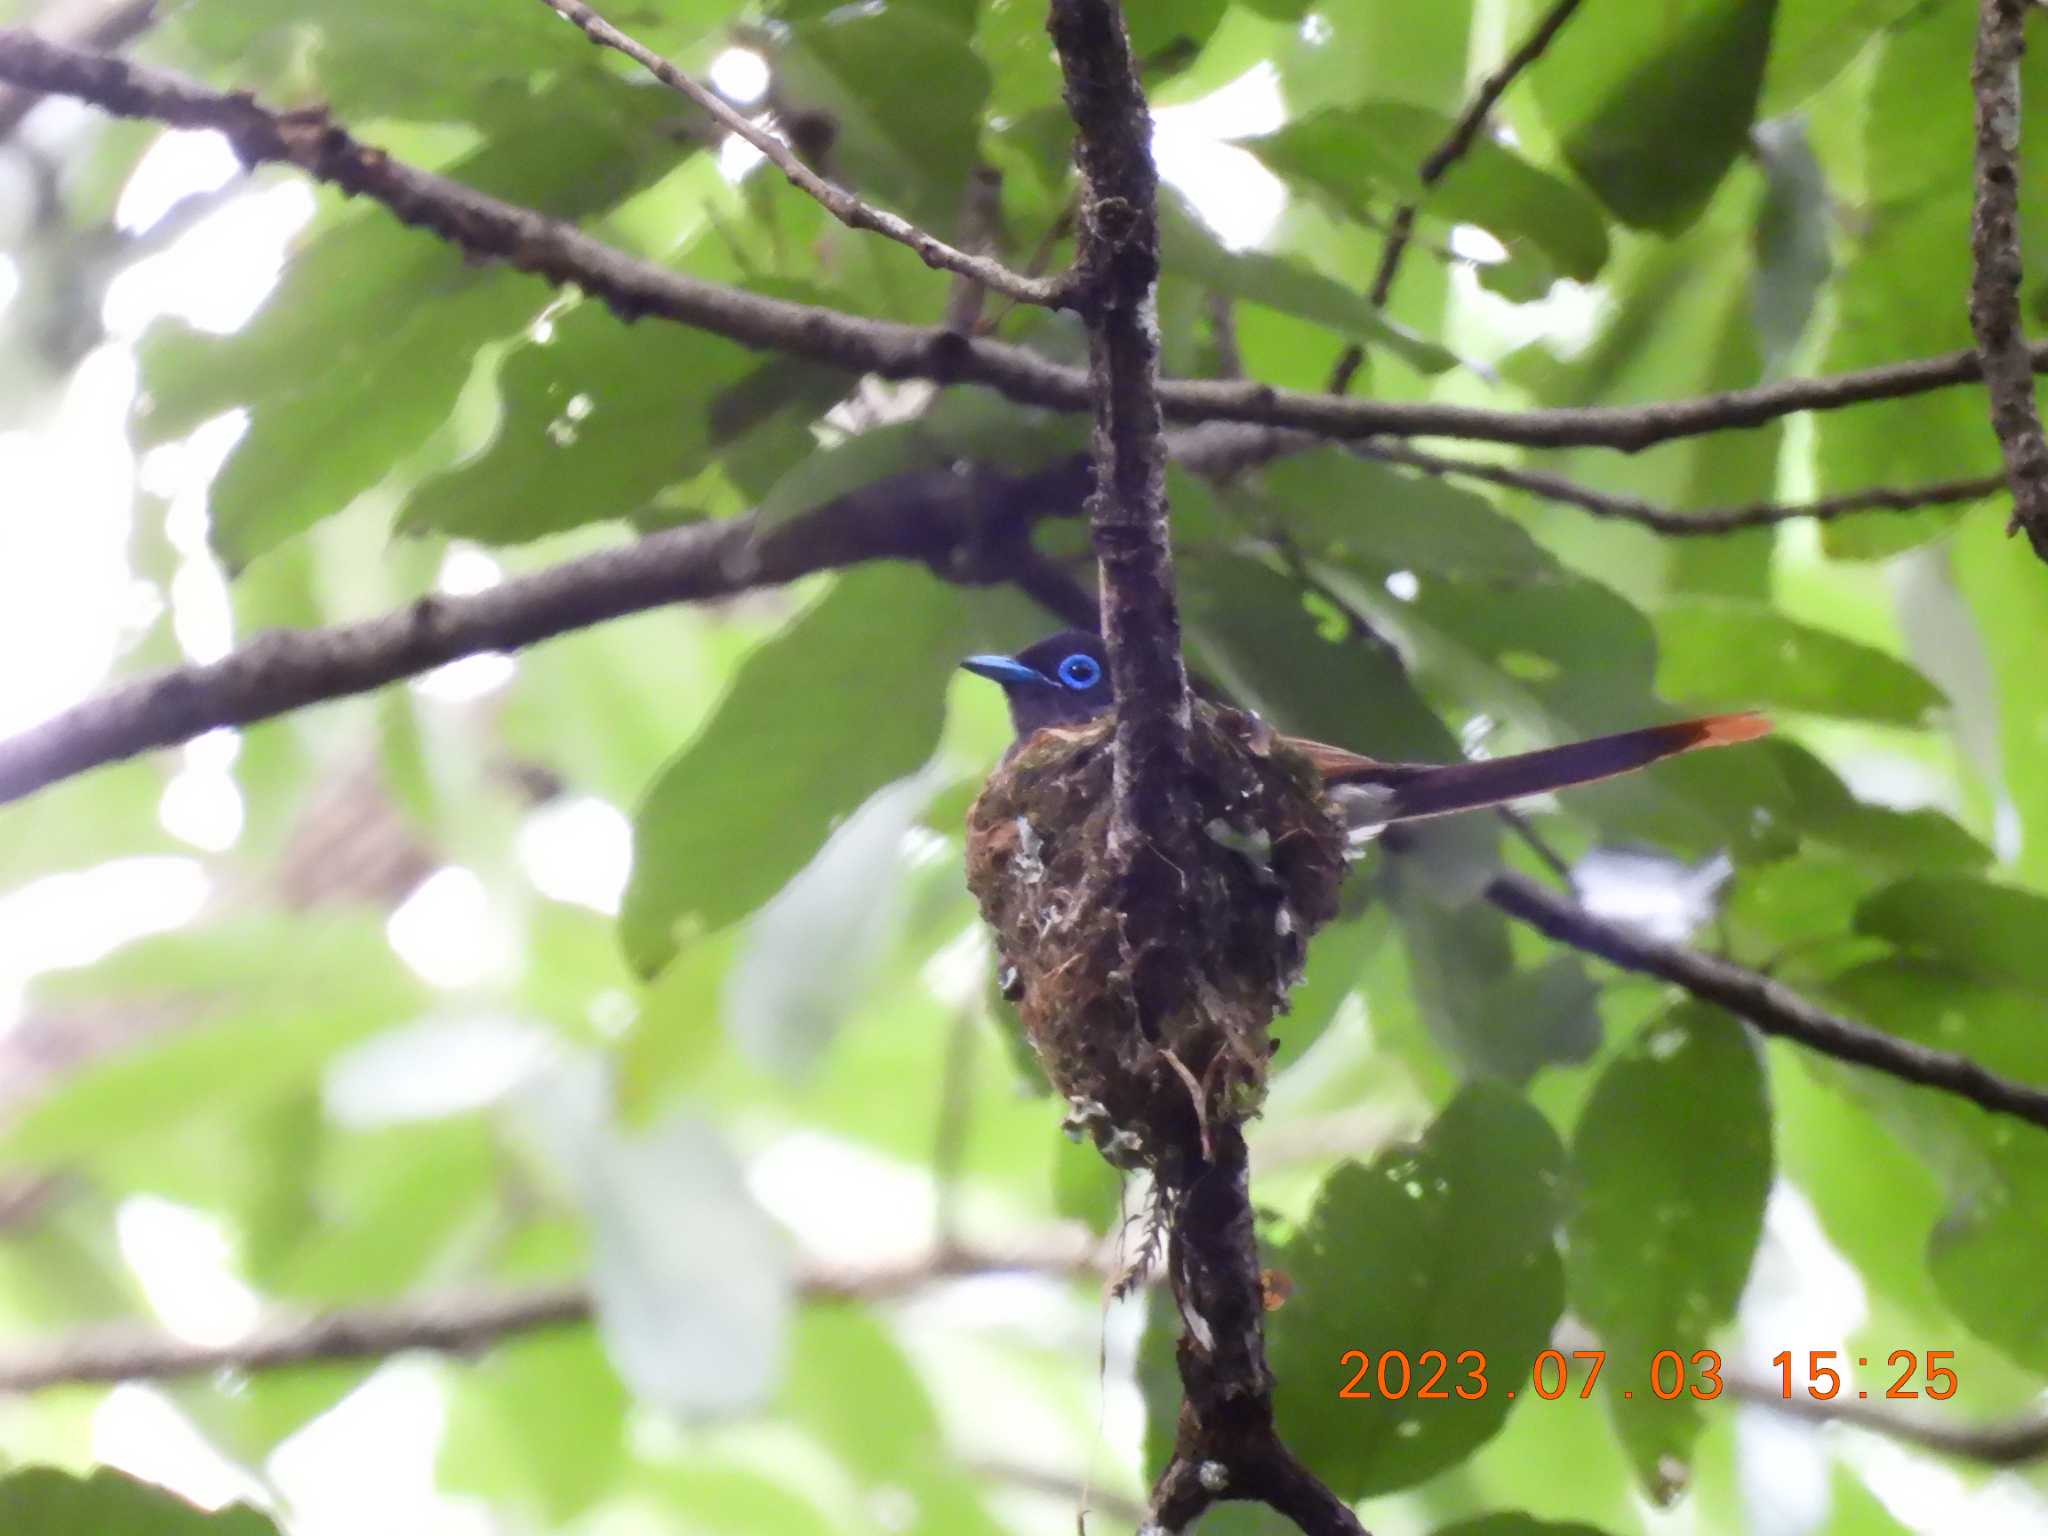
1685, 711, 1773, 748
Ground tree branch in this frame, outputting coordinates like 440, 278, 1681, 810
1365, 0, 1584, 308
0, 0, 152, 139
0, 1235, 1105, 1393
1354, 441, 2006, 534
1967, 0, 2048, 562
1728, 1371, 2048, 1466
5, 1238, 2044, 1472
6, 30, 2048, 456
0, 454, 1094, 807
1046, 0, 1196, 1007
1173, 423, 2004, 534
1046, 11, 1358, 1535
531, 0, 1069, 310
1486, 871, 2048, 1133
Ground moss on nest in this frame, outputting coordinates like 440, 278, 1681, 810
964, 702, 1348, 1175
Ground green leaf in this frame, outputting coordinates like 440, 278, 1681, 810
1806, 4, 2048, 557
399, 298, 765, 544
619, 567, 971, 976
752, 394, 1087, 535
1125, 0, 1231, 58
1952, 506, 2048, 888
138, 93, 695, 564
169, 0, 725, 126
1654, 600, 1947, 726
7, 916, 430, 1170
1181, 552, 1456, 762
1272, 905, 1392, 1063
1491, 171, 1779, 603
439, 1329, 631, 1524
0, 1467, 280, 1535
1855, 876, 2048, 995
1765, 740, 1990, 876
1567, 1005, 1771, 1499
777, 1309, 1005, 1535
619, 927, 740, 1123
1158, 196, 1457, 374
724, 771, 941, 1077
1529, 0, 1777, 232
1760, 0, 1929, 116
1051, 1126, 1126, 1233
0, 760, 176, 886
776, 6, 992, 229
1820, 960, 2048, 1372
1270, 0, 1475, 118
1267, 1084, 1567, 1498
525, 1067, 794, 1417
1926, 1152, 2048, 1375
1750, 118, 1832, 372
1253, 451, 1559, 584
1244, 102, 1610, 284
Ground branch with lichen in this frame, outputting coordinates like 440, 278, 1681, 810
1967, 0, 2048, 563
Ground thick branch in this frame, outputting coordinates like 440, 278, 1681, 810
7, 30, 2048, 454
1047, 11, 1359, 1535
1366, 0, 1584, 306
1144, 1129, 1367, 1535
1047, 0, 1195, 1031
1968, 0, 2048, 561
1487, 871, 2048, 1132
0, 455, 1093, 807
532, 0, 1068, 309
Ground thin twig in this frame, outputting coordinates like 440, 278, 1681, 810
1727, 1372, 2048, 1466
6, 32, 2048, 454
1966, 0, 2048, 562
0, 1236, 1107, 1393
2, 1240, 2043, 1471
1174, 422, 2005, 533
1367, 0, 1585, 306
1487, 871, 2048, 1133
1353, 440, 2006, 533
533, 0, 1070, 309
965, 1459, 1148, 1526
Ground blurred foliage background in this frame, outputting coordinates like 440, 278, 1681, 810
0, 0, 2045, 1532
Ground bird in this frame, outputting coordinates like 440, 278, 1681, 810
961, 630, 1770, 825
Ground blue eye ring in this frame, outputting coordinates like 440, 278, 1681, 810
1057, 653, 1103, 690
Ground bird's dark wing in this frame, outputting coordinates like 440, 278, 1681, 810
1285, 713, 1771, 823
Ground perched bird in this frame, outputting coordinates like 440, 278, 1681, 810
962, 630, 1770, 825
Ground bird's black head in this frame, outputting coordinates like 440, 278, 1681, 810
961, 630, 1115, 737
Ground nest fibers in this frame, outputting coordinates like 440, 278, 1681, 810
964, 704, 1348, 1177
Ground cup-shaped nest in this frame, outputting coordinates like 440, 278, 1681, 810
964, 703, 1348, 1175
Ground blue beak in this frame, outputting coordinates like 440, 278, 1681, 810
961, 654, 1050, 688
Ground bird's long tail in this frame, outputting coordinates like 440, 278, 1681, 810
1316, 713, 1772, 824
